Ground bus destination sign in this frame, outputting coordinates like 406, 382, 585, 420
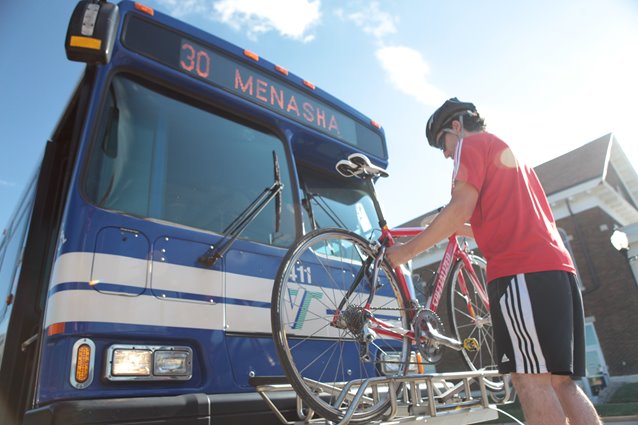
122, 15, 386, 158
178, 39, 355, 142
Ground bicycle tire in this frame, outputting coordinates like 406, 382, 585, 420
271, 228, 411, 423
446, 254, 504, 392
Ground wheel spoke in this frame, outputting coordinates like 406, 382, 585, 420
272, 229, 410, 422
448, 255, 502, 388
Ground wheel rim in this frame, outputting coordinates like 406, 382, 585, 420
272, 230, 411, 422
449, 256, 503, 391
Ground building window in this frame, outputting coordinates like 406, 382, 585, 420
584, 318, 608, 395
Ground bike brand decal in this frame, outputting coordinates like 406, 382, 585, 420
287, 287, 323, 330
431, 248, 454, 310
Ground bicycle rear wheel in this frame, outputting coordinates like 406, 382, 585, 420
446, 255, 504, 392
271, 228, 411, 423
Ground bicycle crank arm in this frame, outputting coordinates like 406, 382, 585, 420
423, 321, 463, 351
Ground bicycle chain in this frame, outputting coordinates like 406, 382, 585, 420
371, 307, 410, 311
369, 300, 421, 312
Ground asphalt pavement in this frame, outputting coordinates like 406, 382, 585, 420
601, 416, 638, 424
501, 417, 638, 424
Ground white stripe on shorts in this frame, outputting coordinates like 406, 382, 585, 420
500, 274, 548, 373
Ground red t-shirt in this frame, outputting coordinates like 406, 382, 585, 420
453, 132, 575, 282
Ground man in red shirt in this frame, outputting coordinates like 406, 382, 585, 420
386, 98, 601, 425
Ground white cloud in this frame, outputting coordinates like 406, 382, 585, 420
213, 0, 321, 42
0, 179, 15, 187
334, 3, 442, 106
155, 0, 444, 108
153, 0, 321, 42
336, 2, 397, 39
153, 0, 208, 18
375, 46, 446, 107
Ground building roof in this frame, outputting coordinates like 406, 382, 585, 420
534, 133, 612, 196
534, 134, 638, 216
397, 133, 638, 229
399, 211, 433, 228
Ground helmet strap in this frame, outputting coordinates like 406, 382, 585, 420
456, 114, 466, 142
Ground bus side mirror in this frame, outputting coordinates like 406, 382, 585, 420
66, 1, 119, 64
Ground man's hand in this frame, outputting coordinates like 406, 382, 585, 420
385, 243, 414, 268
385, 181, 478, 269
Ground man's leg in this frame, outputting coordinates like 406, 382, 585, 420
551, 375, 602, 425
511, 373, 566, 425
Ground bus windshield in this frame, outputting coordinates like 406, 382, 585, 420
300, 167, 380, 240
84, 75, 296, 247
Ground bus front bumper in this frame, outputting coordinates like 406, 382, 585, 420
23, 391, 297, 425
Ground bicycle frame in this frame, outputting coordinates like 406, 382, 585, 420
354, 225, 490, 348
268, 160, 505, 423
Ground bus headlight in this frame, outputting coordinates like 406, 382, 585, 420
112, 348, 152, 376
154, 350, 191, 376
106, 345, 193, 381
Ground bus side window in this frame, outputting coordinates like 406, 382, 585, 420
0, 203, 31, 321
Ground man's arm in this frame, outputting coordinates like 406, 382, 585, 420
456, 223, 474, 238
385, 181, 478, 267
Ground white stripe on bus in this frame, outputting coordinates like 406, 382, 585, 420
46, 252, 402, 334
44, 289, 226, 330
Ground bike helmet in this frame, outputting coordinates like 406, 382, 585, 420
425, 97, 477, 148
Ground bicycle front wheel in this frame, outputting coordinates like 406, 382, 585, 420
271, 228, 411, 423
446, 255, 503, 391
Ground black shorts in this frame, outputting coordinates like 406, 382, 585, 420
488, 271, 585, 376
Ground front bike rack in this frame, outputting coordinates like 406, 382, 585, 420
253, 370, 514, 425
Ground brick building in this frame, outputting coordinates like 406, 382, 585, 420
401, 133, 638, 392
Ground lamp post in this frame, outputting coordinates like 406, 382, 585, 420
611, 223, 638, 289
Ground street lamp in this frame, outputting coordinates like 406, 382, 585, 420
611, 225, 638, 289
610, 230, 629, 252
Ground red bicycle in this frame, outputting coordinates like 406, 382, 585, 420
271, 154, 502, 423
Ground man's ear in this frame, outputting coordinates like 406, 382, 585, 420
451, 119, 462, 133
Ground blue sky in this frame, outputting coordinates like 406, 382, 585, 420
1, 0, 637, 231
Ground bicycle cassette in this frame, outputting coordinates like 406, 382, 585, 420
413, 309, 443, 363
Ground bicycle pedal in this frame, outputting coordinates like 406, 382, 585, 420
463, 338, 480, 351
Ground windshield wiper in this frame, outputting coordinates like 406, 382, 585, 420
273, 151, 282, 232
304, 192, 348, 229
198, 151, 284, 267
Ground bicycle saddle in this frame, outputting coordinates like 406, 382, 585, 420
336, 153, 389, 178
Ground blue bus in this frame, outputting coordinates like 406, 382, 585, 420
0, 1, 389, 424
